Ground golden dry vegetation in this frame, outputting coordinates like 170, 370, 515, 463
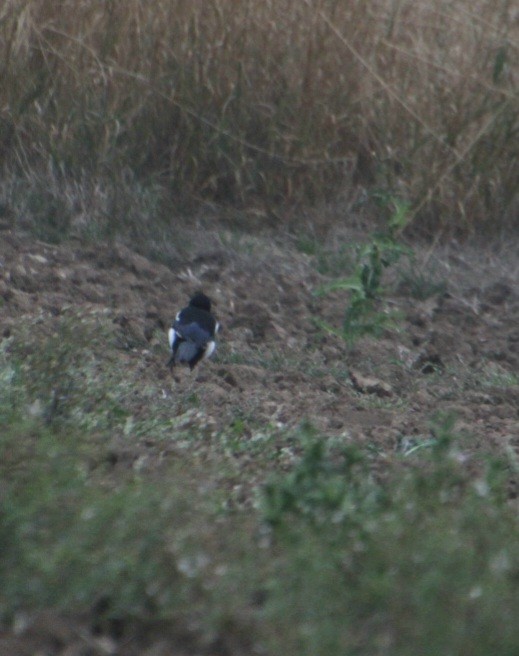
1, 0, 517, 235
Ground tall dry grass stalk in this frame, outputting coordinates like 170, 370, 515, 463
0, 0, 517, 235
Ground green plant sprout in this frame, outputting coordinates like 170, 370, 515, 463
316, 199, 411, 343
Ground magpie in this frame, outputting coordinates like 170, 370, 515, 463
167, 293, 219, 371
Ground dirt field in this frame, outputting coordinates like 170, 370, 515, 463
1, 223, 518, 654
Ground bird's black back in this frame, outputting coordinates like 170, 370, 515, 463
176, 306, 217, 340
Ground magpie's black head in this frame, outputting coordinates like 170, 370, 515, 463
189, 292, 212, 313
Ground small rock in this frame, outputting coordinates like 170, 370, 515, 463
349, 370, 393, 397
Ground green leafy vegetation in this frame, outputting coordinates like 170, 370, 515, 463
316, 202, 411, 343
261, 422, 519, 656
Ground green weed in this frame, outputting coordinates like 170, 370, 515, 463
317, 202, 411, 343
261, 420, 519, 655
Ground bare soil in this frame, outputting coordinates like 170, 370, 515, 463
1, 225, 518, 654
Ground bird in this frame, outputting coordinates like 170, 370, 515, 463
167, 292, 219, 371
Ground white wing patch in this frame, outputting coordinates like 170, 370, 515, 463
204, 340, 216, 359
168, 327, 176, 349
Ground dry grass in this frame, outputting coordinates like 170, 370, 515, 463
1, 0, 517, 234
